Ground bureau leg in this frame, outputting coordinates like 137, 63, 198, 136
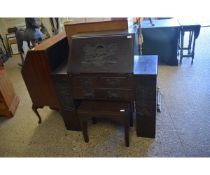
32, 104, 42, 124
124, 115, 130, 147
81, 121, 89, 143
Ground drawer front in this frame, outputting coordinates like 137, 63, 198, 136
72, 76, 97, 88
73, 87, 133, 101
53, 79, 75, 110
98, 76, 133, 88
72, 75, 133, 89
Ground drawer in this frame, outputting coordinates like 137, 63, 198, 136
72, 75, 133, 89
98, 76, 133, 88
73, 87, 133, 101
72, 76, 97, 88
95, 88, 133, 101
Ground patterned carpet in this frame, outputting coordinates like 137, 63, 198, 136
0, 27, 210, 157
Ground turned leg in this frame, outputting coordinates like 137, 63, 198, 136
32, 104, 42, 124
81, 121, 89, 143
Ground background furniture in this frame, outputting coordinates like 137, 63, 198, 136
0, 66, 19, 117
179, 25, 201, 64
6, 33, 19, 55
141, 18, 180, 66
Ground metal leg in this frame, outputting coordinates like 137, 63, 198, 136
188, 31, 193, 54
191, 35, 196, 64
32, 104, 42, 124
157, 87, 161, 112
180, 30, 184, 64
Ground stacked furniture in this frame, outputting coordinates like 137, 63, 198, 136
68, 32, 134, 146
21, 19, 158, 142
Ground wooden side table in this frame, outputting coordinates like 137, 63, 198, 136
0, 66, 19, 117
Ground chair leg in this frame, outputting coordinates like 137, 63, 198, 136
81, 121, 89, 143
124, 126, 129, 147
191, 35, 196, 64
130, 110, 133, 127
188, 31, 193, 54
124, 116, 129, 147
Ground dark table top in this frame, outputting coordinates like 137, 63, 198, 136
133, 55, 158, 75
141, 18, 180, 29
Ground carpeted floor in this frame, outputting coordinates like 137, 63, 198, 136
0, 27, 210, 157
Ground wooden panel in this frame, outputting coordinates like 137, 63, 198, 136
64, 20, 128, 40
34, 32, 66, 51
68, 33, 134, 74
73, 87, 133, 101
70, 74, 133, 101
72, 75, 133, 89
0, 68, 19, 117
22, 50, 59, 108
59, 109, 81, 131
21, 33, 69, 109
51, 74, 74, 111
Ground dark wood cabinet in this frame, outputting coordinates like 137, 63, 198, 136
21, 32, 68, 123
134, 55, 158, 138
141, 19, 180, 66
21, 32, 68, 110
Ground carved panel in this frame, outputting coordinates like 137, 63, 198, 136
135, 75, 157, 138
54, 78, 74, 110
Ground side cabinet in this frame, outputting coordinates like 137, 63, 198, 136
134, 55, 158, 138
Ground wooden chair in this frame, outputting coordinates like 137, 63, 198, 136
77, 100, 133, 147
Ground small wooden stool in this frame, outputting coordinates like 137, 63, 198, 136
77, 101, 133, 147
